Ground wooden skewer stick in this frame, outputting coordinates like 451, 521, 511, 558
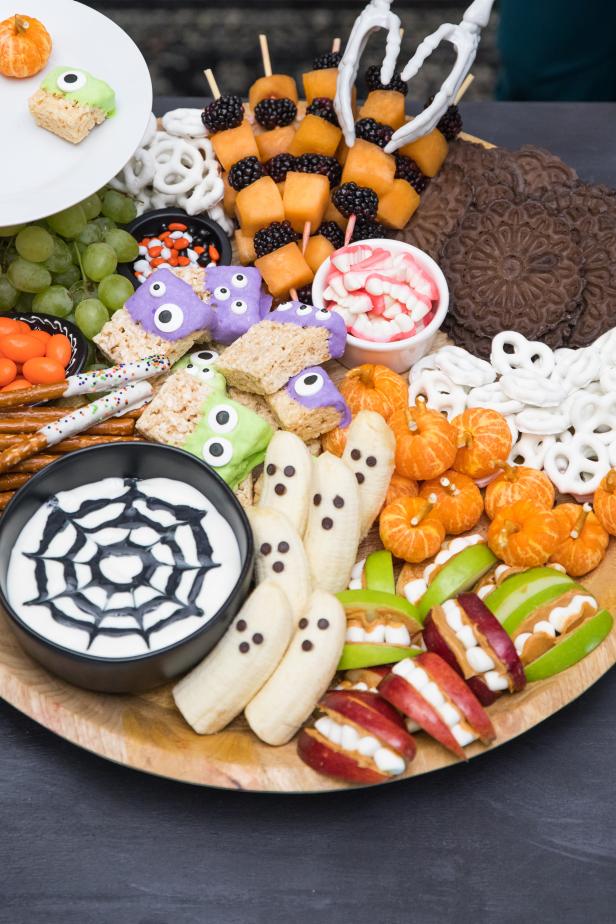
331, 37, 341, 53
259, 33, 273, 77
454, 73, 474, 106
302, 221, 312, 255
204, 68, 221, 100
344, 214, 357, 247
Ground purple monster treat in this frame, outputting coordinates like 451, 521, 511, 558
266, 364, 350, 441
270, 300, 347, 359
288, 366, 351, 424
125, 268, 214, 341
206, 266, 273, 345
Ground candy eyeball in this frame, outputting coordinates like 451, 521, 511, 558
231, 299, 248, 315
190, 348, 219, 368
214, 286, 230, 301
276, 302, 293, 312
185, 363, 216, 383
149, 280, 166, 298
57, 70, 87, 92
231, 273, 248, 288
314, 308, 331, 322
154, 303, 184, 333
296, 304, 313, 317
202, 436, 234, 467
294, 371, 324, 397
208, 403, 239, 434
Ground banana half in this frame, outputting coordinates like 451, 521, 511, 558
342, 410, 396, 538
258, 430, 315, 536
247, 505, 312, 620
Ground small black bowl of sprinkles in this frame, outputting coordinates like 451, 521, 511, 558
119, 208, 232, 287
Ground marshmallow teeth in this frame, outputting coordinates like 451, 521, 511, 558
245, 590, 346, 746
247, 506, 312, 621
303, 451, 362, 594
258, 431, 314, 536
342, 411, 396, 538
172, 582, 293, 735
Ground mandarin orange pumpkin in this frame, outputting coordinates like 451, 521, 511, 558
0, 14, 51, 78
379, 495, 445, 563
484, 464, 555, 520
452, 407, 512, 479
419, 470, 483, 535
385, 471, 419, 507
487, 498, 566, 568
594, 469, 616, 536
339, 363, 408, 420
321, 423, 347, 457
548, 503, 609, 577
389, 397, 457, 481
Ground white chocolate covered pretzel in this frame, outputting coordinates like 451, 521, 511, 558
543, 434, 608, 496
162, 107, 208, 139
409, 368, 467, 419
500, 369, 567, 408
490, 331, 555, 378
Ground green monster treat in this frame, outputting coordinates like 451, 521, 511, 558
172, 349, 226, 393
29, 67, 116, 144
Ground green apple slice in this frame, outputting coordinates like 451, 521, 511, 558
336, 589, 422, 634
484, 567, 578, 632
524, 610, 613, 681
364, 550, 395, 595
337, 643, 422, 671
417, 544, 497, 621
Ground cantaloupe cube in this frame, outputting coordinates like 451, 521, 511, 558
223, 172, 237, 216
256, 125, 296, 162
377, 179, 421, 229
283, 172, 330, 233
324, 199, 348, 228
359, 90, 406, 130
399, 128, 448, 177
341, 139, 395, 197
304, 234, 335, 274
255, 242, 314, 298
235, 176, 285, 236
249, 75, 298, 110
234, 230, 256, 265
212, 121, 260, 171
288, 114, 342, 158
303, 69, 357, 106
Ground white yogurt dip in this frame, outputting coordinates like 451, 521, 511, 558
7, 476, 242, 658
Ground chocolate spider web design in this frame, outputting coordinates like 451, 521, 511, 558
24, 478, 220, 650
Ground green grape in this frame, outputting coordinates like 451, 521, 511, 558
69, 279, 98, 305
53, 264, 81, 288
0, 224, 24, 237
75, 298, 109, 338
83, 242, 117, 281
103, 229, 139, 263
32, 285, 73, 318
80, 193, 102, 221
98, 274, 134, 311
15, 225, 55, 262
78, 222, 102, 245
47, 204, 87, 239
7, 257, 52, 293
93, 216, 117, 234
15, 292, 34, 311
75, 240, 87, 258
0, 275, 18, 309
43, 236, 73, 274
101, 189, 137, 225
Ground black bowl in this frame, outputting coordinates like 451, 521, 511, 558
0, 443, 254, 693
0, 310, 88, 377
119, 207, 233, 287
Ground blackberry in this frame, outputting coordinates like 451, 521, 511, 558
296, 284, 313, 304
254, 221, 299, 258
295, 153, 342, 188
254, 97, 297, 130
312, 51, 342, 70
201, 95, 244, 133
264, 152, 297, 183
317, 221, 344, 250
306, 97, 339, 126
351, 219, 389, 242
228, 156, 265, 191
394, 154, 429, 193
424, 97, 463, 140
332, 182, 378, 220
364, 64, 408, 96
354, 117, 393, 149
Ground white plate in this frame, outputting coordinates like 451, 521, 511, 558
0, 0, 152, 226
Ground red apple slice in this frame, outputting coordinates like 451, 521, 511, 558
458, 593, 526, 693
422, 614, 501, 706
378, 672, 466, 760
415, 652, 495, 744
321, 691, 416, 761
298, 729, 387, 784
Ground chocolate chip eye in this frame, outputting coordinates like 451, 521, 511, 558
57, 70, 87, 92
276, 301, 293, 312
231, 299, 248, 315
317, 618, 330, 630
356, 472, 365, 484
301, 640, 314, 651
149, 280, 167, 298
284, 465, 295, 477
239, 641, 250, 653
322, 517, 333, 530
278, 541, 289, 553
294, 371, 324, 397
260, 543, 272, 556
350, 448, 361, 461
272, 561, 285, 573
154, 303, 184, 333
366, 456, 377, 467
299, 617, 309, 628
208, 403, 238, 434
333, 495, 344, 508
214, 286, 230, 301
236, 619, 247, 632
232, 273, 248, 288
266, 463, 277, 476
202, 436, 233, 467
315, 308, 330, 321
296, 304, 313, 316
313, 493, 322, 506
274, 483, 286, 496
252, 633, 263, 644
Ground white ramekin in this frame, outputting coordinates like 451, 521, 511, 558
311, 238, 449, 374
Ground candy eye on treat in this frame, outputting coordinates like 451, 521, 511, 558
206, 265, 272, 345
173, 349, 224, 384
266, 365, 351, 442
29, 66, 116, 144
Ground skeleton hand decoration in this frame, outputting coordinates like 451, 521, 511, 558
335, 0, 495, 152
334, 0, 402, 148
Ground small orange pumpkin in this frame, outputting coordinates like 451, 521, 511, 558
322, 423, 347, 457
487, 498, 566, 568
594, 469, 616, 536
419, 470, 484, 535
339, 363, 408, 420
380, 495, 445, 563
389, 397, 458, 481
549, 503, 609, 577
451, 407, 512, 479
484, 464, 555, 520
385, 471, 419, 507
0, 14, 52, 78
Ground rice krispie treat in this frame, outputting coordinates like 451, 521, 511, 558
29, 67, 116, 144
228, 387, 279, 431
266, 366, 350, 441
136, 368, 226, 446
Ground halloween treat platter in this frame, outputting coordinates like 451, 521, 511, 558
2, 14, 616, 793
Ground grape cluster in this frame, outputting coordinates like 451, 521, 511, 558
0, 189, 139, 343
